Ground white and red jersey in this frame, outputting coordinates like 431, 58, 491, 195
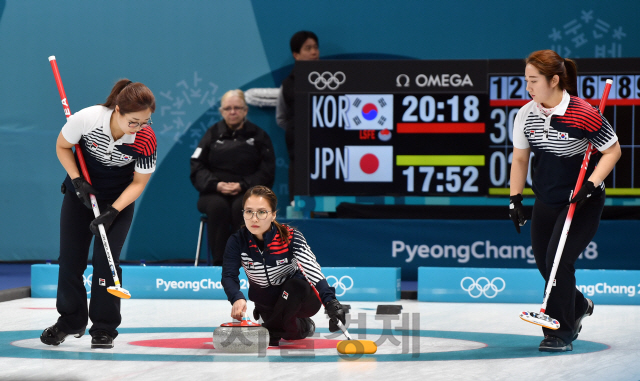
61, 105, 157, 200
222, 224, 337, 307
513, 91, 618, 207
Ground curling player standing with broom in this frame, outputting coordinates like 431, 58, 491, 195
509, 50, 620, 352
41, 69, 157, 349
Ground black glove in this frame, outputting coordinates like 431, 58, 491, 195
325, 299, 346, 332
90, 205, 119, 236
71, 177, 98, 209
509, 194, 527, 234
570, 181, 596, 204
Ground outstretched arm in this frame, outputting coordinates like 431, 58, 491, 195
588, 142, 621, 186
510, 147, 530, 196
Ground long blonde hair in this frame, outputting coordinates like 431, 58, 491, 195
219, 89, 247, 112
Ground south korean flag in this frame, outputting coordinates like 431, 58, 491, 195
344, 94, 394, 131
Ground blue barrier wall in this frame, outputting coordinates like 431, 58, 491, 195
286, 219, 640, 281
1, 1, 639, 261
31, 265, 400, 301
418, 267, 640, 305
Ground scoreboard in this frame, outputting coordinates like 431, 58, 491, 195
293, 59, 640, 197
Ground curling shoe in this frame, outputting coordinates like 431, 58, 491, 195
269, 335, 281, 347
573, 298, 594, 341
40, 324, 84, 346
91, 330, 114, 349
539, 335, 572, 352
302, 317, 315, 338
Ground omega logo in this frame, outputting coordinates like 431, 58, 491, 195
396, 74, 474, 88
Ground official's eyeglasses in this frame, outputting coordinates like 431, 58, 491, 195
221, 106, 246, 112
128, 118, 152, 129
242, 210, 272, 220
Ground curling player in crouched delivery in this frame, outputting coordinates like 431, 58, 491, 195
221, 185, 346, 346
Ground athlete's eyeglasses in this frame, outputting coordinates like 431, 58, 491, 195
242, 210, 272, 220
128, 119, 152, 130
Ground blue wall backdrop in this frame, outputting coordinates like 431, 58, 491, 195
0, 0, 638, 262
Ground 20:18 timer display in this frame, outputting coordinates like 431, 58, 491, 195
399, 94, 481, 124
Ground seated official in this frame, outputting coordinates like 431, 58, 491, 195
190, 90, 275, 265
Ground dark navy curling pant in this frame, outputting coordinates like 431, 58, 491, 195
531, 193, 604, 343
56, 188, 134, 338
255, 277, 322, 340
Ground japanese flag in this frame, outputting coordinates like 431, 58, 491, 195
344, 145, 393, 182
344, 94, 394, 131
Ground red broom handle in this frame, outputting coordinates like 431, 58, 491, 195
48, 56, 93, 185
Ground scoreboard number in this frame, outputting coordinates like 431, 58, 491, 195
401, 95, 480, 123
403, 166, 479, 193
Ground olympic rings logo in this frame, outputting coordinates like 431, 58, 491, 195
326, 275, 354, 297
83, 274, 92, 295
460, 277, 505, 298
308, 71, 346, 90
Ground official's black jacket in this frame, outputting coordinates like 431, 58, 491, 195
221, 224, 336, 308
190, 120, 275, 194
280, 71, 295, 154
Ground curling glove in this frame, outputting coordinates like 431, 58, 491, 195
509, 194, 527, 234
71, 177, 98, 209
570, 181, 596, 204
90, 205, 119, 236
325, 299, 346, 332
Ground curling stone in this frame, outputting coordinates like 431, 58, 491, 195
213, 321, 269, 353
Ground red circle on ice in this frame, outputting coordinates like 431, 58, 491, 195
359, 153, 379, 174
129, 337, 341, 350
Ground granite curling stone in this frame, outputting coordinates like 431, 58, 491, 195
213, 326, 270, 353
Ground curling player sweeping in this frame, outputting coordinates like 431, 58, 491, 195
509, 50, 620, 352
41, 57, 157, 350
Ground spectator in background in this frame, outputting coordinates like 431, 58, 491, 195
276, 31, 319, 204
191, 90, 275, 266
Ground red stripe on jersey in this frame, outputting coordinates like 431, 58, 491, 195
268, 237, 289, 253
128, 128, 157, 156
268, 242, 288, 251
268, 226, 294, 254
555, 97, 602, 132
